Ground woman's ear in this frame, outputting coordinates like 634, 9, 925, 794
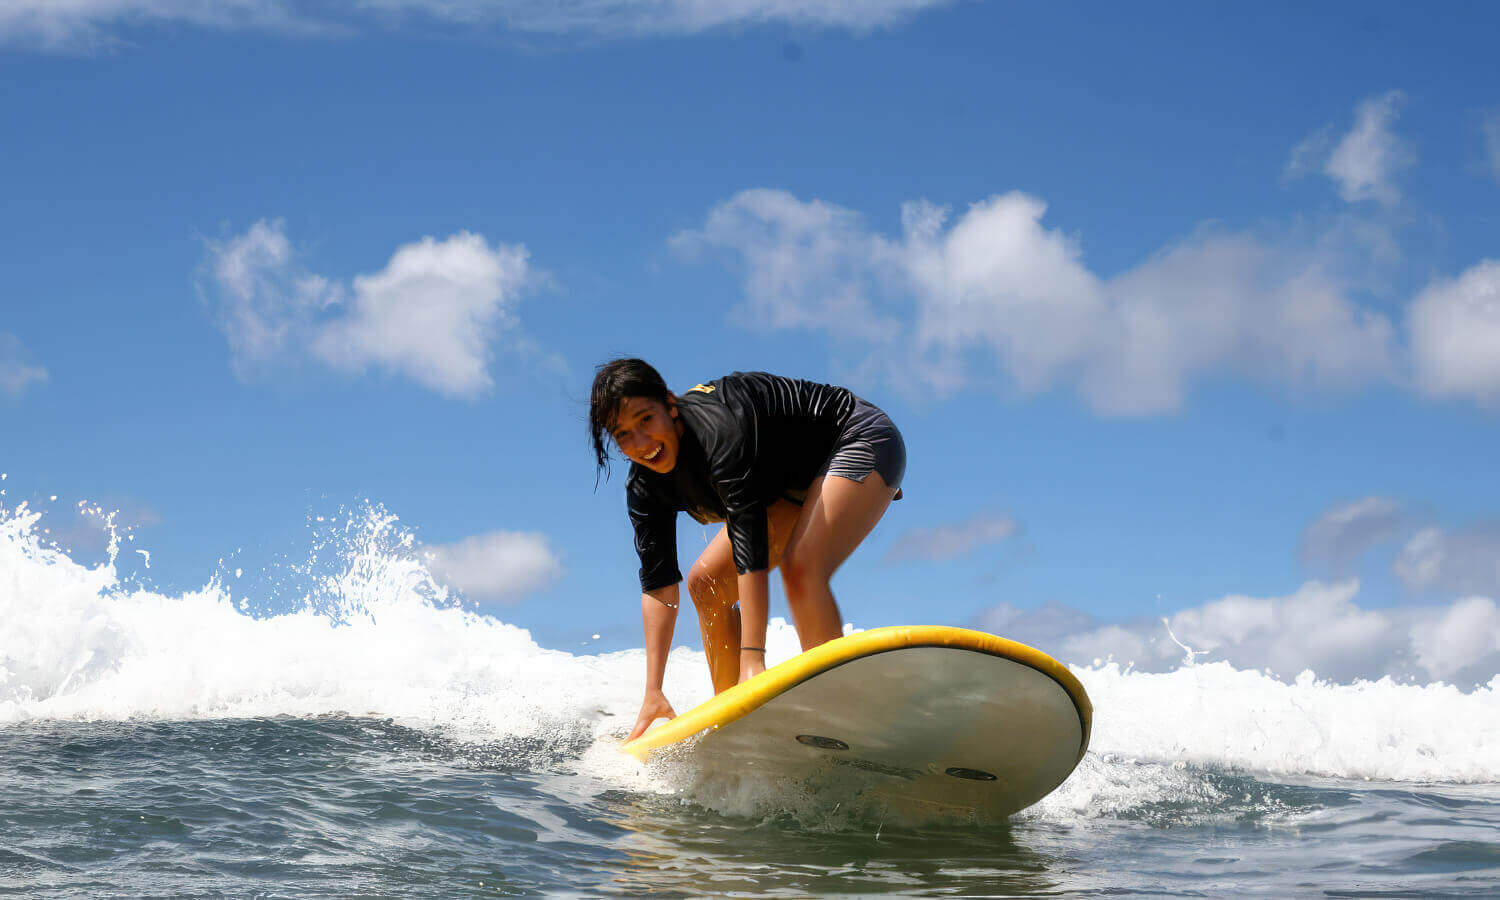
667, 395, 679, 417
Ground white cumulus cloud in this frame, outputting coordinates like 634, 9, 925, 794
1299, 496, 1405, 568
1159, 581, 1395, 683
0, 333, 48, 397
1410, 596, 1500, 681
424, 530, 563, 604
1, 0, 950, 50
975, 580, 1500, 687
311, 233, 530, 395
885, 511, 1017, 562
1093, 231, 1395, 413
201, 219, 533, 397
1408, 259, 1500, 405
1289, 91, 1412, 206
677, 189, 1397, 414
900, 194, 1109, 398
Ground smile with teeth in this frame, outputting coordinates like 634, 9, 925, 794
643, 443, 664, 462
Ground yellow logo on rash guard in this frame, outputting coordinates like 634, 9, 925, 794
689, 383, 716, 394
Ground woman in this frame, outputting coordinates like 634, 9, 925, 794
588, 359, 906, 742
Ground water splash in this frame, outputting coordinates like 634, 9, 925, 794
2, 490, 1499, 834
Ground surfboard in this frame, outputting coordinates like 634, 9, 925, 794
622, 625, 1092, 823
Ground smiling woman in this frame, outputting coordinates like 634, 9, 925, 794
588, 359, 906, 741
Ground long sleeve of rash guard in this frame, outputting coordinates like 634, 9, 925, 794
699, 391, 773, 575
627, 476, 681, 591
720, 482, 770, 575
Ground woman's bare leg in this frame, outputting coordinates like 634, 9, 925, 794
778, 473, 898, 651
686, 500, 801, 693
685, 528, 741, 694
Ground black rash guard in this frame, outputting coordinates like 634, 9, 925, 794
626, 372, 857, 591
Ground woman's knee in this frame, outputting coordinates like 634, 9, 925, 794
779, 544, 828, 594
686, 563, 730, 607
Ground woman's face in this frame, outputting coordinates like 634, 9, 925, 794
610, 395, 682, 474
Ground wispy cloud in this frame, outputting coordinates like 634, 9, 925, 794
372, 0, 951, 33
1295, 498, 1500, 600
1483, 110, 1500, 185
885, 511, 1017, 562
677, 188, 1397, 414
1395, 524, 1500, 598
1289, 91, 1413, 206
0, 1, 327, 51
200, 219, 534, 397
203, 219, 339, 375
671, 190, 904, 342
1326, 91, 1411, 204
975, 580, 1500, 687
0, 333, 47, 398
1299, 496, 1405, 568
423, 530, 563, 604
1, 0, 952, 51
1408, 259, 1500, 406
38, 496, 162, 557
1476, 109, 1500, 185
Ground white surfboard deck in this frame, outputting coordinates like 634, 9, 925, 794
622, 626, 1092, 822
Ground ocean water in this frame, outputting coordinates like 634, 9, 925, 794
3, 500, 1500, 897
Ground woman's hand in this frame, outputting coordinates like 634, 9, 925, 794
626, 689, 677, 742
632, 587, 679, 742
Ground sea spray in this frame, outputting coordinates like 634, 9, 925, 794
1075, 661, 1500, 783
0, 498, 638, 741
3, 493, 1498, 825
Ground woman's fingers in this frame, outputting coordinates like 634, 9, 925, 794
626, 699, 677, 742
627, 711, 657, 742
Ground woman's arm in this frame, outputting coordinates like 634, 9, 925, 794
628, 585, 680, 741
736, 569, 769, 682
640, 585, 679, 693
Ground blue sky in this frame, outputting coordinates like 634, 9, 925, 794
4, 0, 1500, 673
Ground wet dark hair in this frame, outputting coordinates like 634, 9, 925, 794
589, 358, 671, 477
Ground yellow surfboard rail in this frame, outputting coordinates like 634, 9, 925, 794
621, 625, 1092, 763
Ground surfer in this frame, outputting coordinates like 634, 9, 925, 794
589, 359, 905, 742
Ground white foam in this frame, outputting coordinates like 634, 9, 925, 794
1075, 661, 1500, 783
0, 498, 781, 762
1023, 755, 1232, 824
2, 495, 1498, 803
